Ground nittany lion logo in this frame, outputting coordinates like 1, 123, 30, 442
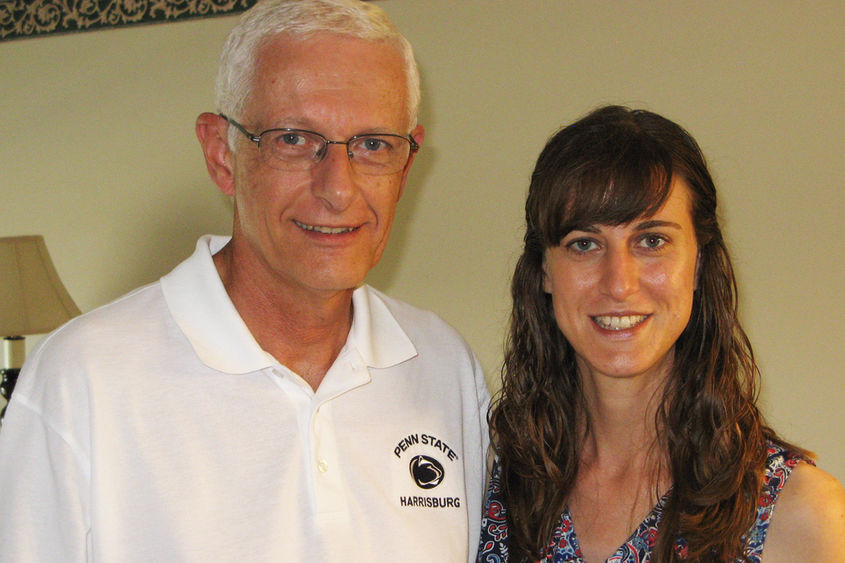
409, 455, 444, 489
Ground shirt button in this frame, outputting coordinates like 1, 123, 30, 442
317, 460, 329, 473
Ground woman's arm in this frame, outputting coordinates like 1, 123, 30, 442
762, 462, 845, 562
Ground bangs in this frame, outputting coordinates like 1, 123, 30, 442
530, 121, 676, 247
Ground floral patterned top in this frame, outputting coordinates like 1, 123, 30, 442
477, 443, 807, 562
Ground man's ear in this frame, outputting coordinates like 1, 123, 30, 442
196, 112, 236, 196
396, 124, 425, 200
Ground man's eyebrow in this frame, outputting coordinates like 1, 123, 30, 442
634, 219, 683, 231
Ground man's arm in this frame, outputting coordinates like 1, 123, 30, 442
0, 385, 90, 561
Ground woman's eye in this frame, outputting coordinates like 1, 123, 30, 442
639, 234, 667, 250
567, 239, 598, 253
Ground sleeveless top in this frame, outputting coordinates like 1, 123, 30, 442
477, 443, 807, 562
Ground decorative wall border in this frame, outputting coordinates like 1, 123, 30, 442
0, 0, 258, 42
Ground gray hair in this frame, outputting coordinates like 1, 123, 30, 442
216, 0, 420, 148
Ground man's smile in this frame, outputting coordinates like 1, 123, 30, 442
293, 219, 359, 235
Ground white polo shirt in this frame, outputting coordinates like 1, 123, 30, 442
0, 235, 490, 562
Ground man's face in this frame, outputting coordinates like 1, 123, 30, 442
227, 32, 422, 298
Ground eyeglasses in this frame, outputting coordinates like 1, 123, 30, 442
221, 114, 419, 176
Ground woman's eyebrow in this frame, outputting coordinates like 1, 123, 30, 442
566, 225, 600, 234
634, 219, 683, 231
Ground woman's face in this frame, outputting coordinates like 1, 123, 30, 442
542, 178, 699, 383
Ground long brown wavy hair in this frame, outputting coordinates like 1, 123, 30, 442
490, 106, 802, 561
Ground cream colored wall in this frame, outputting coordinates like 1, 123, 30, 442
2, 2, 842, 482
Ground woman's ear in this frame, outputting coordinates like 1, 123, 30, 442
196, 112, 236, 196
542, 255, 552, 294
694, 250, 701, 290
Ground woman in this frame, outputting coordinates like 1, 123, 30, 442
478, 106, 845, 562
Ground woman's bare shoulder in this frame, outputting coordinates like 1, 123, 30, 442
762, 462, 845, 562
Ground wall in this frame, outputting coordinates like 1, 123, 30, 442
2, 1, 843, 481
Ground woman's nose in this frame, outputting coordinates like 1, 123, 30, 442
600, 248, 639, 300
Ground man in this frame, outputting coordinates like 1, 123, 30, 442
0, 1, 490, 561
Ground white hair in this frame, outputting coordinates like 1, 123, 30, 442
215, 0, 420, 148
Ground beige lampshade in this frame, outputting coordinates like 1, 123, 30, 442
0, 235, 81, 336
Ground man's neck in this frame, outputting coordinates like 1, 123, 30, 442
213, 244, 355, 391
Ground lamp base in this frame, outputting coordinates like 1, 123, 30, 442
0, 367, 20, 421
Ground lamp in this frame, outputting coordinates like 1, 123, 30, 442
0, 235, 81, 421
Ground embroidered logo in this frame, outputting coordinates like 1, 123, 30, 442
409, 455, 444, 489
394, 432, 462, 509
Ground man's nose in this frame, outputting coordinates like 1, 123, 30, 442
311, 143, 358, 211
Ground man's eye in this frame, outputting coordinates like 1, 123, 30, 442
360, 137, 391, 152
279, 132, 307, 146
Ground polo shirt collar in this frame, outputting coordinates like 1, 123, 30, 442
349, 285, 417, 369
160, 235, 416, 375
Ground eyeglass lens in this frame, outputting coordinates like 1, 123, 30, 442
259, 129, 412, 175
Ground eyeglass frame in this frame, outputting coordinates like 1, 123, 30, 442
220, 114, 419, 174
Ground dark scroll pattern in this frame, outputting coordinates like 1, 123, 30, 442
0, 0, 258, 41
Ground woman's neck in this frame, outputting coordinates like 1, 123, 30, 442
577, 363, 670, 465
568, 360, 674, 562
